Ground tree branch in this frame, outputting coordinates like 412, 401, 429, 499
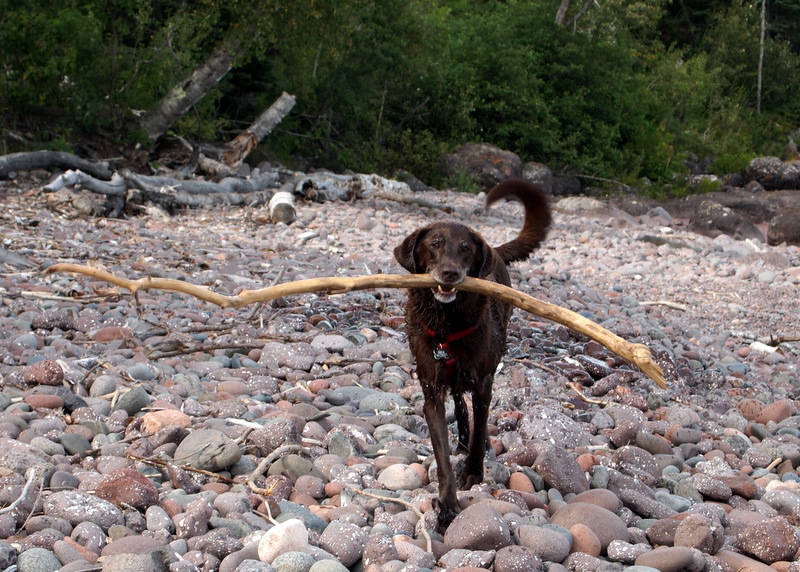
45, 264, 668, 388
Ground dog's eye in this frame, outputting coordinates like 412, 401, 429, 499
460, 243, 472, 254
431, 240, 441, 249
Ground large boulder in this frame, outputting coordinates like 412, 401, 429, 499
440, 143, 522, 190
522, 161, 554, 194
688, 201, 765, 242
767, 207, 800, 245
746, 156, 800, 190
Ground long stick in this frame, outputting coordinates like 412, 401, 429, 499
45, 263, 667, 387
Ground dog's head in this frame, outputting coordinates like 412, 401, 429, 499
394, 222, 493, 303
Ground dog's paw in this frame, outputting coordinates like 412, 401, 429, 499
459, 472, 483, 490
432, 498, 459, 533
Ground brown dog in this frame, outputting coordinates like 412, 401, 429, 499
394, 178, 551, 529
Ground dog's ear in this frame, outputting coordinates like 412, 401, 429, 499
472, 235, 495, 279
394, 229, 426, 273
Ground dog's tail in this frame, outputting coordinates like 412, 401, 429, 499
485, 178, 552, 265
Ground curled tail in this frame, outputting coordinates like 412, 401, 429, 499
485, 178, 552, 264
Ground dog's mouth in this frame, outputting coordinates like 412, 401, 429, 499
433, 284, 458, 303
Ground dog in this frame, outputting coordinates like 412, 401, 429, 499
393, 178, 551, 529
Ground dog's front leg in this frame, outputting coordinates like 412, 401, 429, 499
461, 375, 491, 489
423, 390, 459, 530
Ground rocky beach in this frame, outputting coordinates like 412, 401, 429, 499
0, 177, 799, 572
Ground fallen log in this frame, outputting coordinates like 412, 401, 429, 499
0, 151, 112, 180
43, 170, 127, 195
44, 264, 668, 388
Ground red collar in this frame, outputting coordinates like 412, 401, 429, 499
424, 324, 478, 379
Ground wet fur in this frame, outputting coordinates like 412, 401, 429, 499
393, 178, 551, 530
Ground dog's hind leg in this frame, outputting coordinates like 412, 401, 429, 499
453, 389, 471, 454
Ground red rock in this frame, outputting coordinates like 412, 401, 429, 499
22, 360, 64, 386
636, 546, 694, 572
736, 516, 800, 563
201, 482, 229, 494
569, 489, 621, 513
754, 399, 794, 424
63, 536, 98, 563
673, 513, 724, 554
738, 399, 767, 421
24, 394, 65, 409
509, 471, 535, 493
217, 380, 250, 395
89, 326, 133, 342
715, 549, 777, 572
94, 468, 158, 510
142, 409, 191, 434
550, 502, 629, 550
570, 523, 602, 557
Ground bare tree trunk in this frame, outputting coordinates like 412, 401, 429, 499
556, 0, 572, 26
140, 38, 249, 144
222, 92, 296, 168
555, 0, 594, 27
757, 0, 767, 113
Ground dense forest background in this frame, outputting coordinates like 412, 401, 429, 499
1, 0, 799, 192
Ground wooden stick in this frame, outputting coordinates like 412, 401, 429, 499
45, 264, 668, 388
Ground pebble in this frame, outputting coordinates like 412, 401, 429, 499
1, 184, 800, 571
444, 503, 511, 551
634, 546, 695, 572
376, 464, 422, 491
258, 519, 309, 563
515, 524, 571, 562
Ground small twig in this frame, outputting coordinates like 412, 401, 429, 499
248, 444, 310, 482
766, 457, 783, 472
567, 381, 609, 406
641, 300, 690, 312
0, 470, 38, 515
350, 487, 432, 553
145, 340, 265, 359
127, 453, 235, 483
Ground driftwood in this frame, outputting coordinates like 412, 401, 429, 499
0, 151, 112, 180
45, 263, 668, 388
222, 92, 297, 168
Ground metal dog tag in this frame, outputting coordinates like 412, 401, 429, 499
433, 345, 451, 361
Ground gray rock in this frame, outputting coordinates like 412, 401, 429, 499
43, 490, 124, 530
112, 386, 151, 416
173, 429, 242, 472
318, 522, 368, 567
0, 541, 17, 569
310, 334, 355, 354
308, 561, 348, 572
515, 525, 571, 562
101, 547, 170, 572
16, 547, 62, 572
518, 406, 591, 449
272, 551, 315, 572
532, 442, 589, 495
444, 502, 511, 551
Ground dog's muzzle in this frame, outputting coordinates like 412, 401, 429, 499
433, 284, 457, 303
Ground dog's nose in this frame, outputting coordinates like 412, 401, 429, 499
440, 267, 461, 283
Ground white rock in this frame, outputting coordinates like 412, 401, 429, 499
258, 519, 309, 563
377, 464, 422, 491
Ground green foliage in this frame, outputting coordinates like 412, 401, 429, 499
447, 167, 482, 195
694, 177, 723, 194
1, 0, 798, 194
